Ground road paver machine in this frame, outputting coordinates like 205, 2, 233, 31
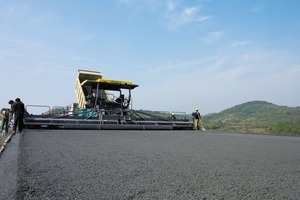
24, 70, 193, 130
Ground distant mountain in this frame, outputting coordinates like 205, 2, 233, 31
204, 101, 300, 135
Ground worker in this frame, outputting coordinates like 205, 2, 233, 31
171, 113, 176, 119
11, 98, 25, 133
8, 99, 15, 126
192, 108, 205, 131
8, 99, 15, 108
86, 92, 96, 108
0, 107, 10, 133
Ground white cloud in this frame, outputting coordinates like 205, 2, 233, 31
163, 1, 212, 30
229, 40, 251, 48
166, 0, 177, 12
116, 1, 211, 30
200, 31, 224, 43
165, 12, 211, 29
181, 6, 211, 23
182, 6, 199, 19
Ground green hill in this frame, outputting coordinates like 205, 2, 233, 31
204, 101, 300, 135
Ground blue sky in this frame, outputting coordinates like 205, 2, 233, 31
0, 0, 299, 114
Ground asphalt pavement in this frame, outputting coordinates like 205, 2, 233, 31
1, 130, 299, 200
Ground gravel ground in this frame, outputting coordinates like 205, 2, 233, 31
0, 133, 19, 200
1, 130, 300, 200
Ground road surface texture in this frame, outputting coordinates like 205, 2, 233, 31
0, 130, 299, 200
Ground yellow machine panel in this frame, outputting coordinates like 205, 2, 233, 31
75, 69, 138, 109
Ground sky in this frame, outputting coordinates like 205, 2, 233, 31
0, 0, 299, 115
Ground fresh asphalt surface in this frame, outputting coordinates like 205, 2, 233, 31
0, 130, 299, 200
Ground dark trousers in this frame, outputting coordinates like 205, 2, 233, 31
13, 115, 24, 132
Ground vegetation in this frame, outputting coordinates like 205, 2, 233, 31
204, 101, 300, 135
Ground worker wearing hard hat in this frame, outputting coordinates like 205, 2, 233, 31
192, 108, 205, 131
171, 113, 176, 119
